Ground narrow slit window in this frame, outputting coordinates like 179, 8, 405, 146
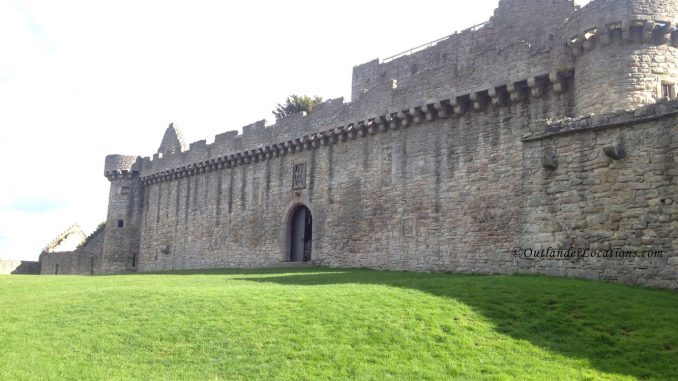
661, 83, 671, 98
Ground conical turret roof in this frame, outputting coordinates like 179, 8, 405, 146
158, 123, 187, 155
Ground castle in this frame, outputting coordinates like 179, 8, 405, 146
37, 0, 678, 289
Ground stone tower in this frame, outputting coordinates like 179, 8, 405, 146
567, 0, 678, 114
100, 124, 187, 273
101, 154, 143, 273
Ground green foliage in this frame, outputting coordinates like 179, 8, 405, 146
272, 95, 323, 119
1, 268, 677, 380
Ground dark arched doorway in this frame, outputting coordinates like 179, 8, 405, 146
289, 205, 312, 262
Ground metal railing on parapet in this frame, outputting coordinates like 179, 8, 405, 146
381, 21, 490, 63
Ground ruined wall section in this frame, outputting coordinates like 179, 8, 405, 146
39, 225, 105, 275
520, 100, 678, 288
0, 260, 40, 274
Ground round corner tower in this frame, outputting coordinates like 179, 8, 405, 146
566, 0, 678, 115
101, 154, 143, 273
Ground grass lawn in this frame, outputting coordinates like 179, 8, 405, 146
0, 268, 677, 380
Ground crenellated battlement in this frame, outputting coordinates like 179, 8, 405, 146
567, 20, 678, 56
123, 0, 678, 184
104, 154, 142, 180
139, 64, 576, 185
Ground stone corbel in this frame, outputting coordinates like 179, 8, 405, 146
641, 21, 655, 43
337, 127, 348, 141
434, 100, 451, 119
397, 110, 411, 127
356, 121, 368, 137
451, 97, 466, 115
285, 141, 296, 154
582, 33, 595, 51
310, 136, 320, 149
328, 131, 339, 144
303, 137, 312, 150
549, 71, 564, 93
507, 82, 526, 103
570, 37, 584, 56
410, 107, 425, 124
528, 77, 542, 98
621, 21, 632, 42
347, 125, 357, 140
388, 113, 400, 130
319, 133, 328, 146
598, 25, 611, 46
420, 104, 435, 122
294, 139, 303, 152
368, 118, 380, 135
470, 92, 487, 111
377, 116, 389, 132
489, 87, 507, 107
278, 143, 288, 156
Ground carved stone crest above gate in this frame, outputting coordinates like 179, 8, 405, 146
292, 162, 306, 190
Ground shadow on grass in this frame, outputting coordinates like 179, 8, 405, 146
221, 267, 678, 380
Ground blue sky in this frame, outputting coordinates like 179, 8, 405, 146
0, 0, 592, 260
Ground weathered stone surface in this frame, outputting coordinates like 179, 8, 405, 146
42, 0, 678, 290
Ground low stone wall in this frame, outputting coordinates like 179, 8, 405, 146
0, 259, 40, 275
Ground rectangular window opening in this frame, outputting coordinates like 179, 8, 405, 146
117, 219, 124, 228
660, 82, 676, 99
120, 186, 130, 195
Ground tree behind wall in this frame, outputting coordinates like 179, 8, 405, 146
272, 95, 323, 119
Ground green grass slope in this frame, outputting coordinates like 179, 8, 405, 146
1, 268, 676, 380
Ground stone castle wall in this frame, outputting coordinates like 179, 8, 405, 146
520, 101, 678, 289
137, 89, 571, 272
56, 0, 678, 289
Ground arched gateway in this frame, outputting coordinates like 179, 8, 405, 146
287, 205, 312, 262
